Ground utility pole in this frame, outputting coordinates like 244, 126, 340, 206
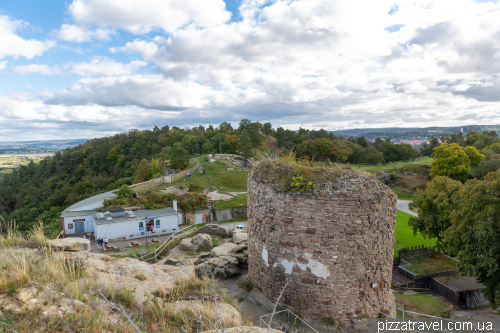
220, 137, 222, 154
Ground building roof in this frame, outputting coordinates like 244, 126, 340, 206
61, 210, 96, 218
94, 207, 179, 225
432, 275, 485, 292
62, 191, 117, 214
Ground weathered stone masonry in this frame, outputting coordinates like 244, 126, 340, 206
247, 164, 397, 321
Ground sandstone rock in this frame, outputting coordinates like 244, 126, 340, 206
232, 229, 248, 245
197, 252, 211, 263
167, 300, 242, 327
48, 238, 90, 252
52, 251, 89, 265
86, 253, 179, 305
192, 233, 212, 250
195, 257, 240, 278
26, 298, 39, 306
179, 238, 195, 252
197, 224, 229, 237
71, 299, 86, 309
229, 244, 248, 264
165, 258, 183, 266
17, 286, 37, 302
210, 242, 238, 257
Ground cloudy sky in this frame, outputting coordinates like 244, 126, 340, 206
1, 0, 500, 141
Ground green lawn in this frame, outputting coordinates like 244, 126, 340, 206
394, 210, 436, 257
391, 188, 415, 201
213, 193, 247, 210
394, 293, 450, 317
350, 157, 433, 175
142, 155, 248, 194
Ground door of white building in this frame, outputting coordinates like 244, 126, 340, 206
75, 222, 85, 233
195, 214, 203, 224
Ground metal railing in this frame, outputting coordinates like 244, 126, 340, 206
259, 309, 319, 333
139, 224, 198, 262
371, 300, 500, 333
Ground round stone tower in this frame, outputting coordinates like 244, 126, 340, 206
247, 162, 397, 321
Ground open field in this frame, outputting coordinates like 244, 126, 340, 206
213, 193, 248, 210
350, 157, 433, 174
143, 155, 248, 195
394, 210, 436, 256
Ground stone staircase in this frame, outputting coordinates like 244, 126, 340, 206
208, 199, 218, 223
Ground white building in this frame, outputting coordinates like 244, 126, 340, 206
60, 191, 182, 240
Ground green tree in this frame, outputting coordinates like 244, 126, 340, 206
114, 184, 135, 199
445, 170, 500, 310
430, 143, 484, 182
331, 139, 353, 162
248, 122, 262, 155
314, 138, 333, 161
408, 176, 463, 252
169, 143, 189, 170
239, 129, 253, 159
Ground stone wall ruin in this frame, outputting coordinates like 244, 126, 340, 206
247, 162, 397, 321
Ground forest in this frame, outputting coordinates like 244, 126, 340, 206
1, 119, 499, 237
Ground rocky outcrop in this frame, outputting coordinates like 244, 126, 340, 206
195, 256, 240, 278
17, 286, 37, 302
228, 244, 248, 265
232, 229, 248, 245
179, 234, 212, 252
48, 238, 90, 252
213, 154, 253, 168
193, 233, 212, 250
197, 224, 229, 237
210, 242, 238, 257
168, 300, 242, 326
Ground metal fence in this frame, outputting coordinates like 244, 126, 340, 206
259, 309, 319, 333
138, 224, 197, 262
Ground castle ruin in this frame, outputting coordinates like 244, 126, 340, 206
247, 162, 397, 321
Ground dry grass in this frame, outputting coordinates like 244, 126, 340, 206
0, 219, 246, 332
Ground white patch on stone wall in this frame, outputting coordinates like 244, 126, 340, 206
262, 246, 269, 267
272, 254, 330, 279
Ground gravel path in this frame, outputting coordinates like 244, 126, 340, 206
397, 200, 417, 217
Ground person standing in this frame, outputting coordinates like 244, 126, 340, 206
104, 237, 108, 247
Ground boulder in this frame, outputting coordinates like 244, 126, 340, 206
86, 253, 182, 305
165, 258, 183, 266
197, 252, 211, 263
197, 224, 229, 237
48, 238, 90, 252
178, 238, 195, 252
192, 233, 212, 250
17, 286, 37, 302
195, 257, 240, 278
71, 299, 86, 309
210, 242, 238, 257
232, 229, 248, 245
229, 244, 248, 264
167, 300, 242, 327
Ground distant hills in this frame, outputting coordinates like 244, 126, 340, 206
0, 139, 88, 154
331, 125, 500, 141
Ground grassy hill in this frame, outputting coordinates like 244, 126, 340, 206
394, 210, 436, 256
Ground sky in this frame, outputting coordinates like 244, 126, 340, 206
1, 0, 500, 141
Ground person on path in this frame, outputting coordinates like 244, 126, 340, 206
104, 237, 108, 247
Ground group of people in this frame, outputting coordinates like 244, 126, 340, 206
97, 237, 108, 249
186, 167, 206, 179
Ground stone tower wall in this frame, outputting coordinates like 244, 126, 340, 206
247, 165, 397, 321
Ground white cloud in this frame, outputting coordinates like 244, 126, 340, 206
13, 64, 62, 75
57, 24, 116, 43
12, 57, 147, 77
67, 58, 147, 76
68, 0, 231, 34
3, 0, 500, 141
0, 61, 7, 70
0, 15, 55, 59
